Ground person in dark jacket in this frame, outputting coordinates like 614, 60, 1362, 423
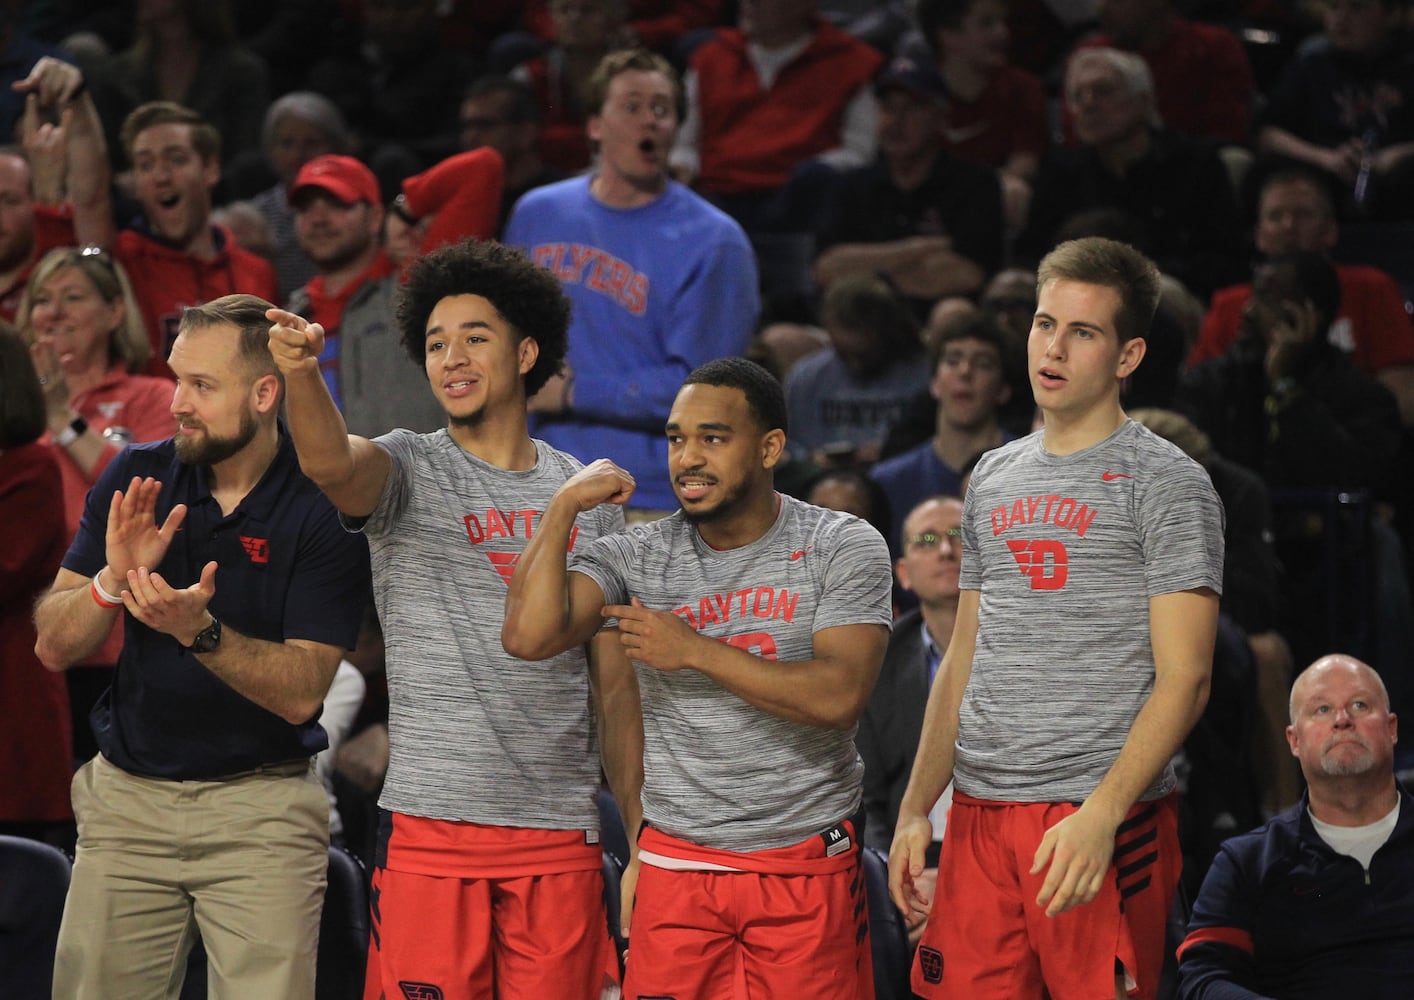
1178, 653, 1414, 999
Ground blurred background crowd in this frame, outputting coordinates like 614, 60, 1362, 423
2, 0, 1413, 919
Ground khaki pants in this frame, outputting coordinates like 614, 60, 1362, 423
53, 754, 329, 1000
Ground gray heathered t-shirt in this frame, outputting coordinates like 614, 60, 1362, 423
955, 420, 1225, 803
570, 494, 894, 853
352, 429, 623, 829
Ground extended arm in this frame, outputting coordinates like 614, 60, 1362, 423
267, 308, 393, 517
502, 461, 634, 660
888, 588, 978, 914
1032, 587, 1218, 916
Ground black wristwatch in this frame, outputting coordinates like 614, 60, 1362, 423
185, 616, 222, 654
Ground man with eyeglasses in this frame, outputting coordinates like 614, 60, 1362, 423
858, 495, 965, 946
870, 311, 1016, 539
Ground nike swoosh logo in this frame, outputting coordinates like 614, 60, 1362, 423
790, 548, 812, 561
1102, 471, 1133, 481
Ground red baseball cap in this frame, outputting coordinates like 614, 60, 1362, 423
288, 155, 381, 208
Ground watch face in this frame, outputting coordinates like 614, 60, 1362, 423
191, 618, 222, 653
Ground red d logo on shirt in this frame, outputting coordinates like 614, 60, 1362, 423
1006, 539, 1068, 591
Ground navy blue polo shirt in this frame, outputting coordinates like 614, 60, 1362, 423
62, 429, 370, 779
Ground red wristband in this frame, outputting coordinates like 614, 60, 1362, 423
90, 574, 123, 609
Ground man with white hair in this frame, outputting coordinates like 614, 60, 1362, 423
1018, 46, 1244, 301
1178, 654, 1414, 999
1074, 0, 1254, 144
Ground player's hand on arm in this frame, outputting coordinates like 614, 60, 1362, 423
604, 596, 706, 672
267, 307, 390, 516
643, 618, 887, 730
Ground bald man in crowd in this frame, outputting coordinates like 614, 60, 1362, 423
1178, 654, 1414, 999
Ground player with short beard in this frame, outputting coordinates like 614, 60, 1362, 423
33, 293, 371, 999
505, 356, 894, 1000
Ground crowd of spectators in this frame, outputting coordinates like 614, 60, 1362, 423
3, 0, 1414, 983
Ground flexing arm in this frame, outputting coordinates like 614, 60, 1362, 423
121, 559, 341, 723
606, 597, 886, 731
34, 476, 187, 670
1032, 587, 1217, 917
502, 460, 635, 660
267, 308, 392, 517
888, 588, 978, 916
